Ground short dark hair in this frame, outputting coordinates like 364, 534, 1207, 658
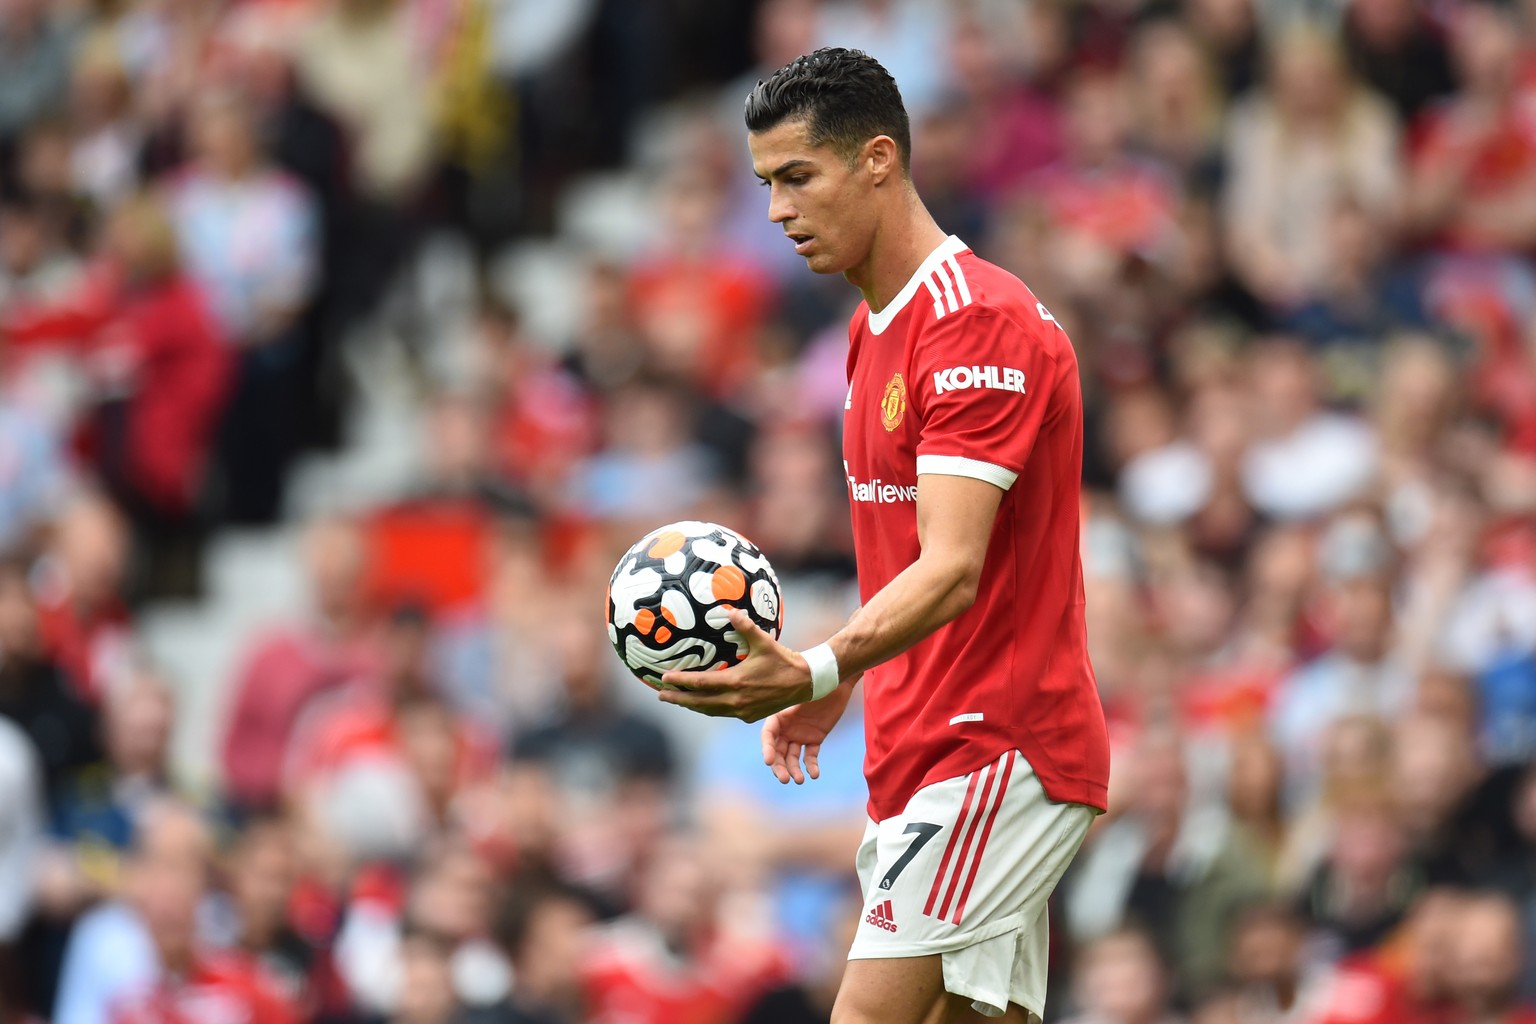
745, 47, 911, 169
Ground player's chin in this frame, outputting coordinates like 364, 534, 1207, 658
803, 249, 846, 275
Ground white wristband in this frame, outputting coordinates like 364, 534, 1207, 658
802, 643, 841, 701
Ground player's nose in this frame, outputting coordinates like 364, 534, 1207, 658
767, 187, 796, 224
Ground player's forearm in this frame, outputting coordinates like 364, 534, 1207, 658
825, 550, 980, 680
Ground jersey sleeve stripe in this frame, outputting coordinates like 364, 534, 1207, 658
923, 275, 946, 319
934, 265, 959, 314
867, 235, 968, 334
945, 256, 972, 306
952, 750, 1016, 924
915, 454, 1018, 490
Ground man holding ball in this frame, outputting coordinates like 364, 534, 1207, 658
661, 48, 1110, 1024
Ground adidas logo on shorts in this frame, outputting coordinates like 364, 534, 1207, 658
865, 899, 898, 933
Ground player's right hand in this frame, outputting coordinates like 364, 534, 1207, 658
761, 678, 857, 785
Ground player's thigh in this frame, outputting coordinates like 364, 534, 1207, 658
832, 954, 975, 1024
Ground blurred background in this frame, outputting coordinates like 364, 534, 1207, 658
1, 0, 1536, 1022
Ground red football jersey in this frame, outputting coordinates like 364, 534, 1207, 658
108, 952, 299, 1024
842, 235, 1110, 821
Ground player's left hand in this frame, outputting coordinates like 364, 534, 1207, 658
658, 608, 815, 722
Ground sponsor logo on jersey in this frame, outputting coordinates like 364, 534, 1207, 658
932, 364, 1026, 396
866, 899, 898, 932
880, 372, 907, 431
845, 464, 917, 504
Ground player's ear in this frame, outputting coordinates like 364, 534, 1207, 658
865, 135, 899, 185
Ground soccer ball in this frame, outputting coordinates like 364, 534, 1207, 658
607, 521, 784, 689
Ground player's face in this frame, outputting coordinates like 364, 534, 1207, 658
750, 118, 878, 276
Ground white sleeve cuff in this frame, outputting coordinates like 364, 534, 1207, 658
915, 454, 1018, 490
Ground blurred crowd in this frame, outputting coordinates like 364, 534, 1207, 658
3, 0, 1536, 1023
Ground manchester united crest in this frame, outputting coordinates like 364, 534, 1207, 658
880, 372, 907, 431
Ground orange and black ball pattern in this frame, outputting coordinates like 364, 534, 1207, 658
607, 520, 785, 690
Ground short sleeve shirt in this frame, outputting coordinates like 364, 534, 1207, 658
842, 235, 1110, 821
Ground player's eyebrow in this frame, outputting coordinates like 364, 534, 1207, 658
754, 159, 813, 182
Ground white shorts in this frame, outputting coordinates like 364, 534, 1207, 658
849, 750, 1095, 1021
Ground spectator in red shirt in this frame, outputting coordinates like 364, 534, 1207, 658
1307, 886, 1463, 1024
469, 296, 597, 505
1446, 893, 1536, 1024
0, 193, 232, 599
32, 492, 132, 705
220, 516, 382, 813
284, 604, 496, 823
948, 5, 1067, 204
626, 167, 774, 401
223, 816, 327, 1019
582, 836, 790, 1024
1405, 2, 1536, 255
107, 811, 297, 1024
1022, 67, 1182, 302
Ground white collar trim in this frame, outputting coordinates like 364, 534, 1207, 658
866, 235, 968, 335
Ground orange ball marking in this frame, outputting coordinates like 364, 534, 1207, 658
711, 565, 746, 601
654, 626, 672, 644
648, 531, 687, 558
660, 607, 677, 626
634, 608, 656, 634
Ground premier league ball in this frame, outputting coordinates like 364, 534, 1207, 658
607, 521, 784, 689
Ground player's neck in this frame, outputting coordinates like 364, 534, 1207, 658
848, 199, 949, 315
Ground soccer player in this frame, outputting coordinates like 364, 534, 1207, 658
659, 48, 1111, 1024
